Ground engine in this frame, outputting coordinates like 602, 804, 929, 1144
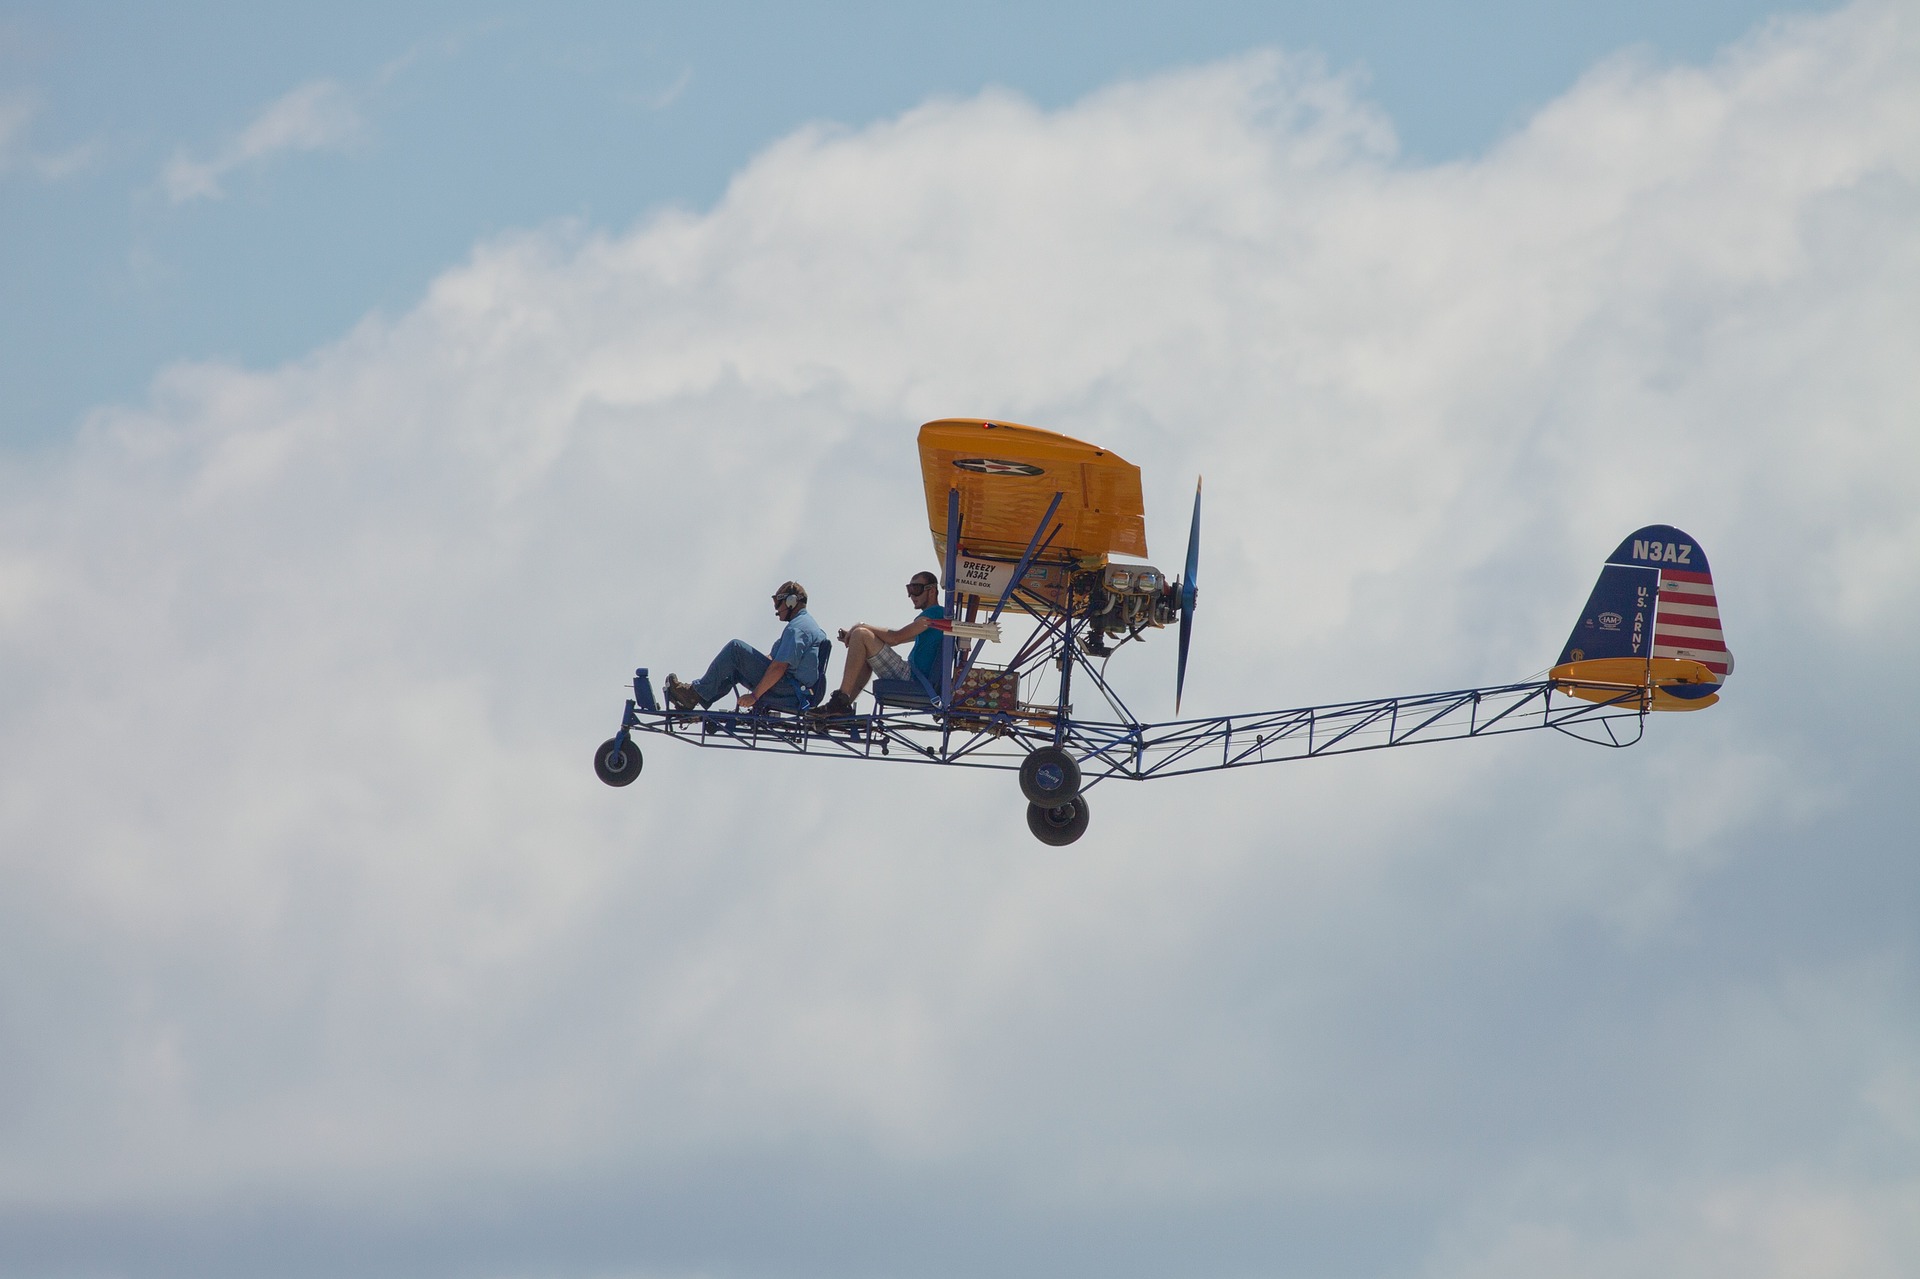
1085, 562, 1178, 641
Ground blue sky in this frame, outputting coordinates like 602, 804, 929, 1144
3, 0, 1832, 442
2, 4, 1916, 1278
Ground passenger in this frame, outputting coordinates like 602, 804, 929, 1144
814, 570, 946, 718
664, 581, 828, 713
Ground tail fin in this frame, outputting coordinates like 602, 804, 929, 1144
1551, 525, 1732, 712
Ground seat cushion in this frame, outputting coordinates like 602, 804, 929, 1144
872, 677, 933, 705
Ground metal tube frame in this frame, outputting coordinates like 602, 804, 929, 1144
617, 673, 1650, 784
611, 496, 1653, 788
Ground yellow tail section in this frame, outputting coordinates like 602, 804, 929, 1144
1551, 657, 1721, 712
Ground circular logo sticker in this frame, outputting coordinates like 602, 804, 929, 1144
954, 458, 1045, 476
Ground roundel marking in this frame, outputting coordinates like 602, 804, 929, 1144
954, 457, 1045, 476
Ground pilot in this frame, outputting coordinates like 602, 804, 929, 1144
665, 580, 828, 713
813, 570, 947, 718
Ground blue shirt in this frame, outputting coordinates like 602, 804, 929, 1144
908, 604, 946, 681
770, 609, 828, 690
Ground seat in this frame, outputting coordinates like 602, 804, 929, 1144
872, 668, 940, 709
804, 637, 832, 710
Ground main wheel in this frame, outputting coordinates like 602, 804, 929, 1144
1018, 745, 1081, 805
594, 736, 643, 786
1026, 795, 1091, 846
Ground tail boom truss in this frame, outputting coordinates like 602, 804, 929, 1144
614, 674, 1648, 788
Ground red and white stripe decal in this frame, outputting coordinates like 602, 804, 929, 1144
1655, 635, 1728, 654
1656, 567, 1728, 678
1654, 621, 1723, 643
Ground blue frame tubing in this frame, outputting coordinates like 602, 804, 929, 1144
609, 671, 1649, 780
939, 487, 962, 755
600, 502, 1656, 809
950, 491, 1064, 699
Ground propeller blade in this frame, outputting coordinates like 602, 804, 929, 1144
1176, 476, 1201, 714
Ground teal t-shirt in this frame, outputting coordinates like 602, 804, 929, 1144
908, 604, 946, 681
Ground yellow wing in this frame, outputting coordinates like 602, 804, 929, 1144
917, 418, 1147, 563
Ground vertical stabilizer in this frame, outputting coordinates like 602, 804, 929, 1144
1552, 525, 1730, 711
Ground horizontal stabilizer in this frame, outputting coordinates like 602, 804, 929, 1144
1552, 524, 1731, 712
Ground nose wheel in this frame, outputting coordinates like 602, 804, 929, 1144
594, 736, 643, 786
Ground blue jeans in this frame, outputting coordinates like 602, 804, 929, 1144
692, 639, 802, 710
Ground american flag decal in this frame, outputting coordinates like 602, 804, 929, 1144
1653, 568, 1730, 680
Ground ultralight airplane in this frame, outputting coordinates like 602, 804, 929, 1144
595, 419, 1733, 844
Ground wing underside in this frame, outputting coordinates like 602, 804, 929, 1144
917, 419, 1147, 564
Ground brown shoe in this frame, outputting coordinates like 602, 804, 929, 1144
664, 674, 702, 711
812, 689, 856, 720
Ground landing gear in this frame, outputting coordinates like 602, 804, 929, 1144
1027, 795, 1091, 846
1019, 745, 1088, 844
594, 736, 644, 786
1019, 745, 1081, 805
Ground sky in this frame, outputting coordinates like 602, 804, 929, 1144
2, 2, 1917, 1278
0, 0, 1847, 444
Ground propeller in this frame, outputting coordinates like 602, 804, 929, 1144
1175, 476, 1201, 714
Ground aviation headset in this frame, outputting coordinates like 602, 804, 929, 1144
774, 581, 806, 614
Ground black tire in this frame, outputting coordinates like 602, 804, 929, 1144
1018, 745, 1081, 804
1026, 796, 1091, 846
594, 737, 643, 787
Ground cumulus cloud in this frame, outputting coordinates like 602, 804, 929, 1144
3, 3, 1917, 1274
161, 78, 363, 203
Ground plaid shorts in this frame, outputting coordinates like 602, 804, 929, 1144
867, 645, 912, 682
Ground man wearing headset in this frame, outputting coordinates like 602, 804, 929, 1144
664, 580, 828, 713
812, 570, 946, 718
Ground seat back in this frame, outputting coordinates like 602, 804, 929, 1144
809, 637, 832, 708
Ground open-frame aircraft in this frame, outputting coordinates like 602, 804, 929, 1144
595, 419, 1733, 844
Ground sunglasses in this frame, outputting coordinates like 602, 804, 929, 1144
906, 582, 932, 593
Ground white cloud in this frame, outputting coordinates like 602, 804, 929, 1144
1427, 1172, 1920, 1279
647, 67, 693, 111
2, 3, 1917, 1273
0, 88, 94, 180
0, 91, 32, 166
161, 78, 363, 203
